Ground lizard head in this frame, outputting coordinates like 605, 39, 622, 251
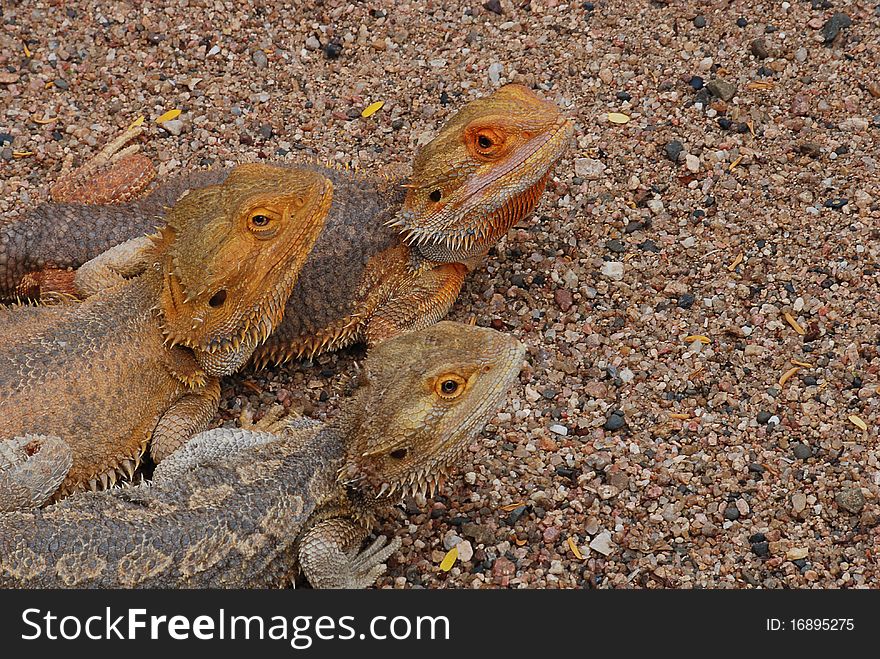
390, 84, 573, 263
154, 164, 332, 376
338, 321, 525, 502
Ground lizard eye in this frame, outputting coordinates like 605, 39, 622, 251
390, 448, 408, 460
471, 128, 505, 158
208, 289, 227, 308
478, 134, 493, 149
429, 189, 442, 203
247, 207, 282, 238
435, 374, 467, 399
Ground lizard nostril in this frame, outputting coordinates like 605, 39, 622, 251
208, 289, 227, 308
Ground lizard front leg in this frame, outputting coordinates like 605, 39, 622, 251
0, 435, 73, 511
150, 378, 221, 464
73, 235, 156, 296
298, 518, 401, 588
365, 262, 468, 346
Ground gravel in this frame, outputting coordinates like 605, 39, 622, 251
1, 0, 878, 590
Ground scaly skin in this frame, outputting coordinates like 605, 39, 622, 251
0, 322, 525, 588
0, 85, 573, 364
0, 164, 331, 503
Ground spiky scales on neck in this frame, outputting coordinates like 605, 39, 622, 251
389, 84, 574, 263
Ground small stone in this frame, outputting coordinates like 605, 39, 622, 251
791, 493, 807, 513
257, 123, 273, 139
736, 17, 748, 28
160, 119, 184, 136
664, 140, 684, 162
589, 531, 615, 556
305, 36, 321, 50
688, 76, 704, 90
442, 533, 462, 550
53, 77, 69, 90
548, 559, 564, 575
835, 487, 865, 514
549, 424, 568, 436
574, 157, 606, 179
750, 38, 770, 59
482, 0, 503, 15
491, 556, 516, 578
821, 12, 852, 43
706, 78, 737, 101
677, 293, 696, 309
0, 148, 12, 161
685, 153, 700, 173
792, 443, 812, 460
693, 15, 706, 28
0, 133, 13, 147
554, 288, 573, 311
824, 198, 847, 210
462, 522, 494, 546
488, 62, 504, 84
456, 540, 474, 562
600, 261, 624, 281
751, 541, 770, 557
786, 547, 809, 561
606, 239, 626, 253
251, 49, 268, 69
324, 40, 343, 59
756, 411, 773, 425
603, 411, 626, 431
723, 505, 740, 521
507, 505, 528, 525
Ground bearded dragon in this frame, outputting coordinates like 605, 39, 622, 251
0, 84, 572, 364
0, 164, 331, 502
0, 322, 525, 588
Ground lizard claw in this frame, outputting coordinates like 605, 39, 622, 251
347, 535, 401, 588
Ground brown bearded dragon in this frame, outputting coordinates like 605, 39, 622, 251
0, 164, 331, 502
0, 84, 573, 364
0, 322, 526, 588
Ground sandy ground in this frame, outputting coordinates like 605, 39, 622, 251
1, 0, 879, 588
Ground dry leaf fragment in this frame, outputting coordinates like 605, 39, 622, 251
778, 366, 800, 388
669, 413, 691, 420
12, 151, 34, 158
791, 359, 813, 368
848, 415, 868, 431
156, 109, 182, 124
127, 115, 146, 131
439, 546, 458, 572
607, 112, 630, 124
32, 115, 58, 125
728, 156, 743, 172
23, 43, 32, 58
746, 81, 774, 91
727, 252, 744, 271
568, 537, 585, 560
514, 538, 528, 547
499, 502, 527, 512
684, 335, 711, 344
784, 312, 805, 335
361, 101, 385, 118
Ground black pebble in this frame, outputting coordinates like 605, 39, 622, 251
664, 140, 684, 162
736, 17, 748, 27
506, 505, 528, 525
688, 76, 704, 90
756, 411, 773, 424
606, 239, 626, 253
616, 91, 632, 101
723, 505, 740, 521
792, 443, 812, 460
693, 15, 706, 28
324, 40, 343, 59
0, 133, 12, 146
749, 532, 766, 544
257, 124, 273, 139
603, 411, 626, 431
824, 198, 847, 210
751, 541, 770, 557
677, 293, 696, 309
718, 117, 732, 130
637, 240, 660, 253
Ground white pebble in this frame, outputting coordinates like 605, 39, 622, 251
549, 424, 568, 436
589, 531, 615, 556
600, 261, 625, 281
685, 153, 701, 173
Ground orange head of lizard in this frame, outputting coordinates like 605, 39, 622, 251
390, 84, 574, 263
153, 164, 332, 376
